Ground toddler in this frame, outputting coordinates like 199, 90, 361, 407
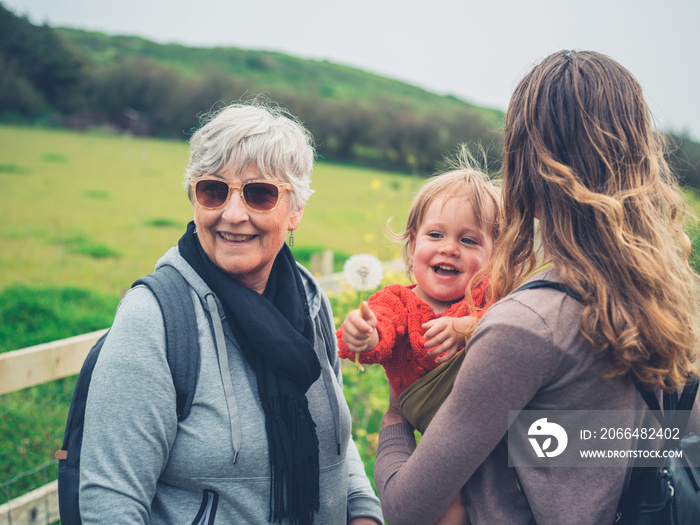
337, 163, 500, 525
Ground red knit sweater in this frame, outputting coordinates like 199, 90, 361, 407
337, 281, 488, 396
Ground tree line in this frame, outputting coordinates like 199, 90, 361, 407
1, 3, 698, 187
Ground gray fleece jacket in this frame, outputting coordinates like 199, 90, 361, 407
79, 247, 383, 524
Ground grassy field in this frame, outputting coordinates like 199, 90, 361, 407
0, 125, 419, 502
0, 125, 425, 298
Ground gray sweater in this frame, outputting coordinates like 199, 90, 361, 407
80, 247, 383, 524
374, 268, 700, 524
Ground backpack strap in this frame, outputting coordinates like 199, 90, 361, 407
514, 279, 582, 301
635, 377, 699, 441
317, 295, 337, 365
670, 378, 699, 433
316, 294, 344, 455
133, 265, 200, 421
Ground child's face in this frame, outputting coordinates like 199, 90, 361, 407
410, 196, 493, 312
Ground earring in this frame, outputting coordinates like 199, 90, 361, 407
288, 229, 295, 247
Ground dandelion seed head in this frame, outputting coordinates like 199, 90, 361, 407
343, 254, 383, 291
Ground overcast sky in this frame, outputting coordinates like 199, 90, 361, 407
5, 0, 700, 140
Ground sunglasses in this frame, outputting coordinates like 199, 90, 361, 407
190, 178, 293, 213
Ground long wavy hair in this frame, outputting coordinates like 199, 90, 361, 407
474, 50, 697, 391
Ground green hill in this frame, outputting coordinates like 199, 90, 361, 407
51, 26, 506, 174
56, 27, 502, 123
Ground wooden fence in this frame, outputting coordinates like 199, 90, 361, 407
0, 330, 106, 525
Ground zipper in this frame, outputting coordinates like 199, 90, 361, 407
192, 489, 219, 525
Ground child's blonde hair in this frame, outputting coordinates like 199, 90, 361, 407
390, 150, 501, 280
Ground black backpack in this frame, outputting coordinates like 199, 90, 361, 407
55, 265, 200, 525
615, 379, 700, 524
515, 279, 700, 525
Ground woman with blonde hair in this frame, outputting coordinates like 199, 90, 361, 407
374, 50, 699, 524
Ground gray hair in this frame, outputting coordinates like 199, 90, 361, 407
184, 101, 315, 211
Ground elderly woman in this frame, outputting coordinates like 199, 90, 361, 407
79, 102, 383, 524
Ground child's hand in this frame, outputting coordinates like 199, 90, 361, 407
341, 301, 379, 353
423, 316, 477, 364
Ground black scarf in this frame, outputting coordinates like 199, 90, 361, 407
178, 221, 321, 524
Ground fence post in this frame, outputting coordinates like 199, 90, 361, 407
310, 250, 334, 276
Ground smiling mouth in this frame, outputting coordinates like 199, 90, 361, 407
432, 265, 460, 276
219, 232, 256, 242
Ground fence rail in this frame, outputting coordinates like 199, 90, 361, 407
1, 331, 108, 525
0, 480, 58, 525
0, 330, 107, 396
